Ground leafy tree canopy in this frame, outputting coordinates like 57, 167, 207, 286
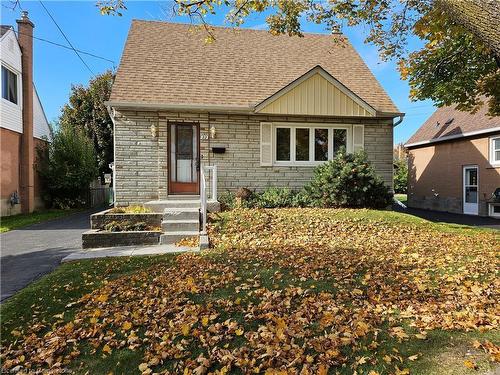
60, 71, 114, 180
98, 0, 499, 115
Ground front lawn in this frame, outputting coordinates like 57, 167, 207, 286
1, 208, 498, 374
0, 209, 81, 233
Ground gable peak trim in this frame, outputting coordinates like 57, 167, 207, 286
254, 65, 377, 116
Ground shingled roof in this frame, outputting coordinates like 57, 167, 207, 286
109, 20, 399, 115
405, 102, 500, 147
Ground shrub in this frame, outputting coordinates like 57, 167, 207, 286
218, 191, 237, 211
108, 205, 152, 214
37, 124, 98, 208
394, 159, 408, 194
254, 187, 308, 208
304, 148, 393, 209
104, 221, 123, 232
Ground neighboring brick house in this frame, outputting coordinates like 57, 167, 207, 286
107, 21, 403, 207
405, 103, 500, 217
1, 12, 52, 216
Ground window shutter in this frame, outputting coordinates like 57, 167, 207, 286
260, 122, 273, 166
353, 125, 364, 152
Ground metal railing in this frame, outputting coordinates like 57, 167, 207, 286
200, 165, 217, 235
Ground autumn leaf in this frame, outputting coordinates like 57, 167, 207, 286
182, 324, 190, 336
122, 321, 132, 330
463, 360, 477, 369
102, 344, 112, 354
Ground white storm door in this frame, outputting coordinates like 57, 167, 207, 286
463, 166, 479, 215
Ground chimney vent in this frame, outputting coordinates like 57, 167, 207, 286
21, 10, 29, 20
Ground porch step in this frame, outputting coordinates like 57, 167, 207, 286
163, 200, 201, 209
162, 219, 200, 232
144, 200, 201, 212
160, 231, 200, 245
163, 207, 200, 221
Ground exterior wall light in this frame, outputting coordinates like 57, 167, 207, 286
210, 125, 216, 139
150, 124, 158, 138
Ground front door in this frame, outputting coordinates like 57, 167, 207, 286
463, 166, 478, 215
168, 123, 200, 195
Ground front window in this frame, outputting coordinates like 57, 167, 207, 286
1, 66, 18, 104
274, 124, 349, 164
276, 127, 291, 161
490, 136, 500, 165
295, 128, 310, 161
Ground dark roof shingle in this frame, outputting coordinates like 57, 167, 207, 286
406, 102, 499, 146
110, 21, 399, 114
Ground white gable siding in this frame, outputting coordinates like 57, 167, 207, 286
33, 86, 51, 140
1, 28, 23, 134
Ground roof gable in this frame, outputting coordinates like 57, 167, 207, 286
255, 66, 375, 117
110, 21, 400, 115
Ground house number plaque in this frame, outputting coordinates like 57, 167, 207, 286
200, 132, 209, 140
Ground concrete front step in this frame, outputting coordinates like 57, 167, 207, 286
160, 231, 200, 244
144, 200, 201, 212
162, 219, 200, 232
163, 207, 200, 221
163, 200, 200, 209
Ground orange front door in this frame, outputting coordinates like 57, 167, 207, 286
168, 122, 200, 195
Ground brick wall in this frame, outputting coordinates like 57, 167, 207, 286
408, 135, 500, 217
113, 109, 393, 206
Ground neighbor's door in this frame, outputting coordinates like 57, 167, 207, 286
168, 123, 200, 194
463, 166, 478, 215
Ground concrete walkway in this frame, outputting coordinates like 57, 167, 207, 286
394, 205, 500, 230
62, 244, 198, 262
0, 209, 99, 301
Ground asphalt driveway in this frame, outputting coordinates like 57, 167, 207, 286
0, 209, 97, 301
394, 205, 500, 230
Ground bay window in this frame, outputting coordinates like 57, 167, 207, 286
273, 123, 352, 165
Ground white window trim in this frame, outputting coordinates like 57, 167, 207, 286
489, 135, 500, 166
272, 122, 352, 167
488, 203, 500, 218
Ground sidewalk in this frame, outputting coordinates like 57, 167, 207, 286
61, 244, 199, 262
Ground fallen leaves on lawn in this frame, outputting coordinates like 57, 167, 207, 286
176, 236, 200, 248
1, 208, 499, 374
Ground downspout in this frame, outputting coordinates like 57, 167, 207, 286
106, 105, 116, 206
393, 114, 405, 127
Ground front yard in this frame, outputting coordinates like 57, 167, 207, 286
1, 208, 498, 374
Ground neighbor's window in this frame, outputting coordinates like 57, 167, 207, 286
1, 66, 18, 104
490, 136, 500, 165
275, 125, 348, 164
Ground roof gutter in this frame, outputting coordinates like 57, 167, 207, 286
105, 101, 254, 114
405, 126, 500, 148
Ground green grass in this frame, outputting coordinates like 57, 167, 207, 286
395, 193, 407, 205
0, 209, 81, 233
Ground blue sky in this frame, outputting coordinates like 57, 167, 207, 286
1, 0, 437, 144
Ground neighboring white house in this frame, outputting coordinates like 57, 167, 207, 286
1, 17, 52, 216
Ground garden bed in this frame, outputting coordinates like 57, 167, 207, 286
90, 207, 162, 230
84, 206, 163, 248
82, 229, 161, 249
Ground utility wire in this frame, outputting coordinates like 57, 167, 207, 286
14, 30, 116, 66
38, 0, 95, 76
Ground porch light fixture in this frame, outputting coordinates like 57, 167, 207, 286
210, 125, 216, 139
150, 124, 158, 138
